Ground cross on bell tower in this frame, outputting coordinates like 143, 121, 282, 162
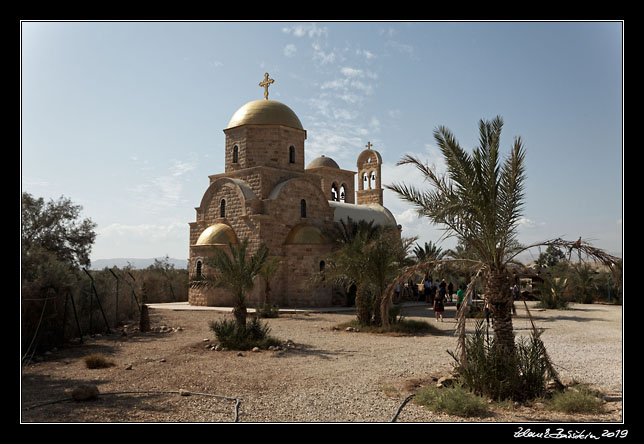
259, 72, 274, 100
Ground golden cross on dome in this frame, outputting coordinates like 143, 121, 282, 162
259, 72, 274, 100
365, 141, 373, 149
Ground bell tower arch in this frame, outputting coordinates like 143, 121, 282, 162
356, 141, 383, 206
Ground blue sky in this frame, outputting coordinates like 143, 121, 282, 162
21, 21, 623, 264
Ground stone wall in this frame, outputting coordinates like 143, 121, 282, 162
224, 125, 306, 173
284, 243, 333, 306
356, 188, 384, 206
306, 167, 356, 204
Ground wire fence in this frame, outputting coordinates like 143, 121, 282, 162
21, 265, 188, 360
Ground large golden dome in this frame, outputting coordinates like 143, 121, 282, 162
226, 99, 304, 130
195, 224, 239, 246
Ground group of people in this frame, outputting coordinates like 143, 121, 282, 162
393, 278, 519, 324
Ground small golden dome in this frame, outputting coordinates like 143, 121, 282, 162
226, 100, 304, 130
285, 225, 325, 245
195, 224, 239, 246
306, 155, 340, 170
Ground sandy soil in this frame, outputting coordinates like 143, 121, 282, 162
20, 301, 623, 423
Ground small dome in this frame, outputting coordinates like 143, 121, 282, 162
285, 225, 325, 245
226, 99, 303, 130
306, 155, 340, 169
195, 224, 239, 246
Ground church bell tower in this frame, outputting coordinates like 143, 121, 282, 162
356, 142, 383, 206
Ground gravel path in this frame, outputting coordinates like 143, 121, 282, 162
21, 301, 623, 423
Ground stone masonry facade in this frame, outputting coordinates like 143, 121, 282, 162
188, 93, 395, 308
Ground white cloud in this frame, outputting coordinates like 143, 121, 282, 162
127, 158, 197, 215
369, 116, 381, 132
282, 23, 327, 39
283, 43, 297, 57
356, 48, 375, 60
517, 217, 546, 229
169, 159, 197, 177
312, 42, 337, 65
340, 67, 363, 78
385, 39, 418, 61
395, 208, 418, 224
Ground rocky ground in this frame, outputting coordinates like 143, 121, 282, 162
20, 301, 623, 424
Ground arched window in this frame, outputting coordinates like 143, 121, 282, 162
319, 260, 326, 281
362, 172, 368, 189
220, 199, 226, 218
340, 184, 346, 203
300, 199, 307, 218
289, 146, 295, 164
232, 145, 239, 163
196, 260, 202, 278
370, 171, 377, 189
331, 183, 339, 201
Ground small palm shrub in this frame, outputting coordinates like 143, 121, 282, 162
449, 321, 558, 402
209, 317, 281, 351
535, 275, 569, 309
414, 384, 489, 417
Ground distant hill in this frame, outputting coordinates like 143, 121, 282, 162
90, 257, 188, 270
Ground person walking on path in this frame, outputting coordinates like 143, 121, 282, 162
447, 281, 454, 303
456, 284, 466, 314
423, 277, 432, 303
434, 285, 445, 321
484, 297, 493, 327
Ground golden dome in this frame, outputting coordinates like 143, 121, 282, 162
195, 224, 239, 246
306, 155, 340, 169
285, 225, 325, 245
226, 99, 304, 130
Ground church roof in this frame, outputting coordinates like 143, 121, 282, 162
329, 201, 398, 227
306, 155, 340, 170
195, 224, 239, 246
226, 99, 304, 130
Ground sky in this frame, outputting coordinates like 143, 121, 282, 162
21, 21, 623, 265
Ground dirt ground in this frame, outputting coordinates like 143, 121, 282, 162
20, 301, 623, 424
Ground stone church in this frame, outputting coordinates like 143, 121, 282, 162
188, 74, 398, 307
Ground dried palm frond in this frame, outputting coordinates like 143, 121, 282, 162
508, 237, 620, 270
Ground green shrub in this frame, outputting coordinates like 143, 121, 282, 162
535, 276, 569, 309
548, 387, 604, 414
84, 353, 115, 369
256, 303, 280, 318
449, 321, 558, 402
414, 384, 489, 417
209, 317, 281, 351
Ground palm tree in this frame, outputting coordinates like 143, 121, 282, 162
191, 239, 269, 328
323, 219, 409, 326
413, 241, 446, 263
258, 256, 281, 307
388, 116, 526, 351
